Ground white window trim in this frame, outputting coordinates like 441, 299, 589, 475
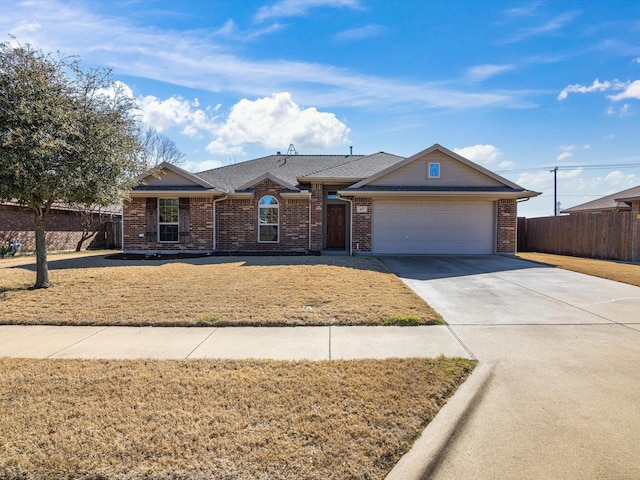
428, 162, 441, 179
258, 195, 279, 243
158, 198, 180, 243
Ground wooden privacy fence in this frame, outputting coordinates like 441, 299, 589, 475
518, 212, 640, 262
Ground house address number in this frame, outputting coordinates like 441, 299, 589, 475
356, 206, 368, 213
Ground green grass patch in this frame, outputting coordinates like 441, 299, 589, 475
382, 315, 444, 326
196, 315, 219, 325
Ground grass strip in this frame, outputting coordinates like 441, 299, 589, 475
0, 357, 475, 480
518, 252, 640, 287
0, 253, 443, 326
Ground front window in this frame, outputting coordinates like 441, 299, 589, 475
258, 195, 279, 243
428, 162, 440, 178
158, 198, 179, 242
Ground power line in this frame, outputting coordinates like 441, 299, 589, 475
496, 162, 640, 174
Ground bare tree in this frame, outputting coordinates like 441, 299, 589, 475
73, 204, 114, 252
138, 126, 185, 169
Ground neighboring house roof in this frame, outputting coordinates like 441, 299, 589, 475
1, 201, 122, 215
562, 185, 640, 214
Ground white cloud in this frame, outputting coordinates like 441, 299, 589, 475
137, 95, 218, 136
208, 92, 350, 154
333, 24, 386, 42
183, 159, 225, 173
603, 170, 640, 188
453, 144, 504, 167
606, 103, 632, 117
557, 152, 573, 161
503, 2, 542, 17
205, 140, 245, 156
498, 160, 515, 169
254, 0, 361, 22
93, 81, 134, 101
558, 78, 640, 103
466, 64, 515, 81
501, 11, 581, 44
608, 80, 640, 101
557, 78, 612, 100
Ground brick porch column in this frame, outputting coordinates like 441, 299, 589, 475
309, 183, 323, 252
497, 198, 517, 254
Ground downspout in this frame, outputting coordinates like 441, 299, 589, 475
339, 195, 354, 256
213, 195, 228, 252
120, 202, 125, 252
308, 195, 312, 252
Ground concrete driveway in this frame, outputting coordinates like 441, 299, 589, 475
380, 255, 640, 480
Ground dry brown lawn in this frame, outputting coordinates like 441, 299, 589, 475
518, 252, 640, 287
0, 357, 475, 480
0, 252, 441, 326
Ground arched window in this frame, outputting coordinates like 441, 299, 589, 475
258, 195, 279, 243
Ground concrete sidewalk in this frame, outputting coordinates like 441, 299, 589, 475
0, 324, 472, 360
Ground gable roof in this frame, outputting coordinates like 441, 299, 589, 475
132, 162, 223, 196
342, 144, 538, 199
562, 184, 640, 214
236, 172, 299, 192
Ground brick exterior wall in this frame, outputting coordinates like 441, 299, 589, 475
216, 179, 311, 252
0, 204, 119, 252
351, 197, 373, 253
497, 198, 517, 254
123, 197, 213, 252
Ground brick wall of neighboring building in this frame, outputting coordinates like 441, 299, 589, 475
351, 197, 373, 253
123, 197, 213, 251
497, 198, 517, 253
0, 204, 119, 252
216, 179, 310, 252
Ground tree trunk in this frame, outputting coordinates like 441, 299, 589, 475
33, 209, 50, 289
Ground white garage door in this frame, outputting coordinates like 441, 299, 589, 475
372, 200, 495, 254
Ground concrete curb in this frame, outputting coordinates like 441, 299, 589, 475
385, 361, 495, 480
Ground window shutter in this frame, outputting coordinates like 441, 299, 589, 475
179, 198, 190, 243
146, 198, 157, 242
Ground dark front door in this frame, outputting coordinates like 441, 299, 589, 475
326, 203, 346, 249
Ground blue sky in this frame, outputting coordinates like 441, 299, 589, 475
2, 0, 640, 217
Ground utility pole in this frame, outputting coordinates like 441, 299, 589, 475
552, 167, 558, 216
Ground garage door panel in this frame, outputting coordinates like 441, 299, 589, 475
372, 200, 494, 254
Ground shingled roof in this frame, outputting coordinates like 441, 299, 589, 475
562, 184, 640, 213
195, 152, 404, 192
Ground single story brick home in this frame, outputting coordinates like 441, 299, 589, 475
123, 144, 539, 255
